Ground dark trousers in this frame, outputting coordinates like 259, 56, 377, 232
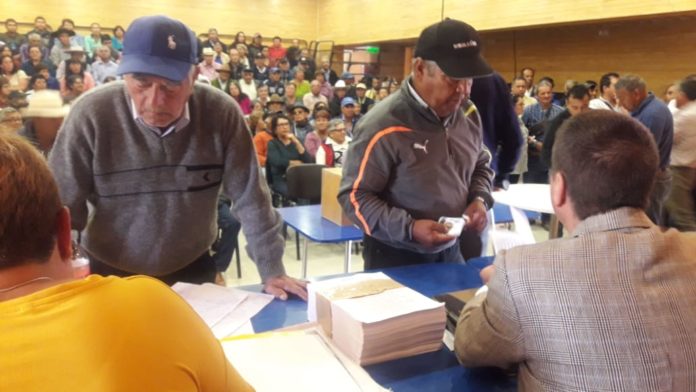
213, 199, 242, 272
89, 251, 217, 286
362, 235, 464, 270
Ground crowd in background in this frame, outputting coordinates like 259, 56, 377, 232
1, 16, 694, 229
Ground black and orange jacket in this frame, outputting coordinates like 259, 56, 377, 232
337, 78, 494, 254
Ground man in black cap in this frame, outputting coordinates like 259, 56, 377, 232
338, 18, 495, 269
264, 67, 285, 97
49, 15, 306, 300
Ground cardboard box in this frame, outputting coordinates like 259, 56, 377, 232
321, 168, 353, 226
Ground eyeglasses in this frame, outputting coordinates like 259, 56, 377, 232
276, 121, 290, 127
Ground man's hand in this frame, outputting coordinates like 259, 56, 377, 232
464, 199, 488, 234
263, 274, 308, 301
412, 219, 456, 248
480, 265, 495, 284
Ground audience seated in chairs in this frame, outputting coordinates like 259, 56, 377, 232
266, 113, 313, 206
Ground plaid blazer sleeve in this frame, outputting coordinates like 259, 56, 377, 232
454, 250, 525, 368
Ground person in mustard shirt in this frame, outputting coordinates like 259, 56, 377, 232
0, 133, 254, 392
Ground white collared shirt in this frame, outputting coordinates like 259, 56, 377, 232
129, 98, 190, 138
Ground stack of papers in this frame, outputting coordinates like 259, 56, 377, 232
172, 282, 273, 338
221, 327, 388, 392
308, 272, 446, 365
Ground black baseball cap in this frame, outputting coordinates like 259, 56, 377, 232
414, 18, 492, 79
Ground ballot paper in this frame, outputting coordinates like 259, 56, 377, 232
172, 282, 273, 338
308, 272, 446, 365
221, 327, 388, 392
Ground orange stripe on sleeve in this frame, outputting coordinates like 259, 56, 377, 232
350, 126, 412, 235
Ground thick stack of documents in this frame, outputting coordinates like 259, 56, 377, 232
221, 327, 388, 392
308, 272, 446, 365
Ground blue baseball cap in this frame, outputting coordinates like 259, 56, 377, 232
117, 15, 197, 82
341, 97, 356, 107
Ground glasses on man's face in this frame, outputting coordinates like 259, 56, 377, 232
277, 121, 290, 127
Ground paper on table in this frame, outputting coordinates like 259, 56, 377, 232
210, 292, 273, 339
333, 286, 444, 324
172, 282, 273, 338
307, 272, 392, 322
221, 328, 388, 392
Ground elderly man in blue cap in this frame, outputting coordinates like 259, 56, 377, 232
49, 15, 306, 300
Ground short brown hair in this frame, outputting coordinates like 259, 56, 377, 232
0, 134, 62, 269
314, 108, 330, 120
551, 111, 658, 220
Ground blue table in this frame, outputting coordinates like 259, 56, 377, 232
244, 259, 517, 392
277, 205, 363, 278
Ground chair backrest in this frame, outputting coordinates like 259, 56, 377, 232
286, 164, 326, 204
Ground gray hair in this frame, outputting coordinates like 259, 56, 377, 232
327, 118, 344, 132
27, 33, 41, 41
411, 58, 439, 76
615, 74, 647, 93
537, 80, 553, 90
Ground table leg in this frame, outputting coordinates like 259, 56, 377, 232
301, 236, 309, 278
344, 240, 353, 273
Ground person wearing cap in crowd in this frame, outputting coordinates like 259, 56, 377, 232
303, 79, 328, 115
278, 57, 292, 84
355, 82, 374, 115
239, 67, 258, 101
252, 52, 269, 83
293, 69, 311, 100
18, 90, 68, 155
49, 28, 75, 68
338, 19, 495, 269
0, 133, 255, 391
91, 45, 119, 85
338, 96, 358, 138
267, 93, 285, 114
341, 72, 357, 98
264, 67, 285, 97
316, 118, 351, 168
211, 63, 232, 92
48, 15, 307, 300
248, 33, 264, 60
268, 36, 286, 67
329, 79, 347, 117
197, 47, 220, 82
314, 70, 333, 100
55, 46, 87, 81
290, 103, 313, 144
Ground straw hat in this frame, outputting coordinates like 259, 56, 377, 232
20, 91, 70, 118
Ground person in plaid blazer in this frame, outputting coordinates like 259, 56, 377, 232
455, 110, 696, 391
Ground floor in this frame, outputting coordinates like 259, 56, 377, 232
221, 221, 552, 287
